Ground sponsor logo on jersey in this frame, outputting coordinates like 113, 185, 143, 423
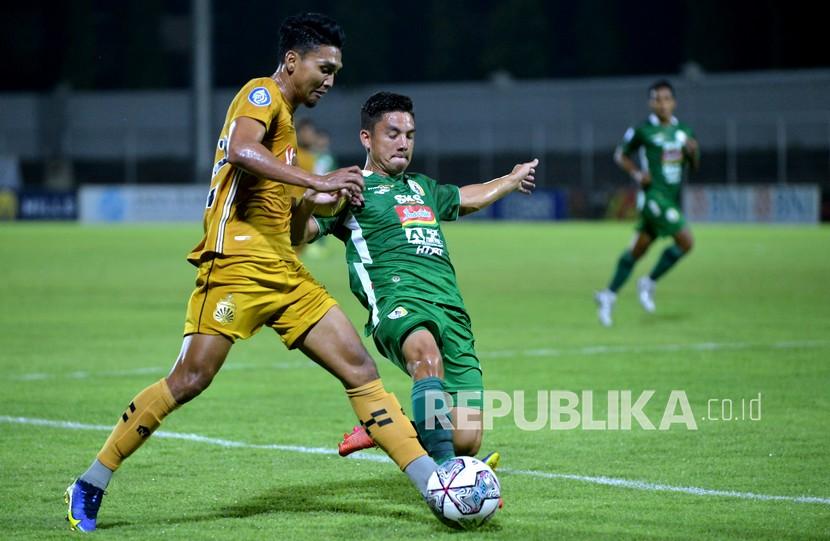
406, 227, 445, 256
407, 179, 425, 196
394, 194, 424, 204
369, 184, 394, 195
395, 205, 436, 227
387, 306, 408, 319
405, 227, 444, 247
213, 294, 236, 325
662, 147, 683, 162
247, 86, 271, 107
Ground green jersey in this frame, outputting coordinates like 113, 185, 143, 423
618, 114, 695, 204
313, 171, 465, 335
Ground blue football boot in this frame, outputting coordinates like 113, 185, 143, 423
65, 479, 105, 532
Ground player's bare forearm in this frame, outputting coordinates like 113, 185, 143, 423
459, 178, 513, 216
685, 138, 701, 173
229, 142, 317, 189
227, 117, 364, 195
615, 151, 650, 187
289, 197, 320, 246
226, 116, 314, 187
615, 150, 636, 175
459, 159, 537, 216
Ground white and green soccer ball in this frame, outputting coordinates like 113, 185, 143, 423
426, 456, 501, 530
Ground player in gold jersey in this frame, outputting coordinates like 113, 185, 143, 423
65, 13, 439, 533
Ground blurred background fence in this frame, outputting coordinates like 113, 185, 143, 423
1, 2, 828, 223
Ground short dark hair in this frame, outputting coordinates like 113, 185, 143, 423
648, 79, 675, 98
279, 13, 344, 57
361, 92, 414, 131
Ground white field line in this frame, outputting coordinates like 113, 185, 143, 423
481, 339, 830, 359
1, 415, 828, 506
9, 361, 314, 381
8, 339, 830, 382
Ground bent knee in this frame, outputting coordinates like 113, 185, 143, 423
453, 431, 482, 456
342, 353, 380, 387
407, 356, 444, 380
168, 371, 214, 404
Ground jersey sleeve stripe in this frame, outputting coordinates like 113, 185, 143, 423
344, 214, 373, 264
344, 214, 379, 328
352, 262, 379, 329
215, 169, 240, 253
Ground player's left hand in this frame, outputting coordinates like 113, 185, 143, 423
683, 137, 699, 157
303, 188, 351, 216
510, 158, 538, 194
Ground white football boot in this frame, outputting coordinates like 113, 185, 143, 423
637, 276, 656, 313
594, 289, 617, 327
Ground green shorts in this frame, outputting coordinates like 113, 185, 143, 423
636, 191, 686, 238
372, 298, 483, 409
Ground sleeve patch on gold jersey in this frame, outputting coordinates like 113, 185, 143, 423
247, 87, 272, 107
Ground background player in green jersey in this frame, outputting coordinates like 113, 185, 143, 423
595, 80, 699, 327
292, 92, 537, 466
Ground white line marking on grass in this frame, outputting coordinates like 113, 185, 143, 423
9, 361, 313, 382
9, 340, 830, 381
0, 415, 390, 462
9, 340, 829, 382
480, 339, 830, 359
2, 415, 828, 505
502, 469, 830, 505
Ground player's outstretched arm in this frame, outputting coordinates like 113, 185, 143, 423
227, 117, 364, 196
458, 158, 538, 216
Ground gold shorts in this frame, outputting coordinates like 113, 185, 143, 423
183, 255, 337, 348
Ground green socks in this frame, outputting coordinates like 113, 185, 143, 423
649, 245, 685, 281
608, 250, 636, 293
411, 376, 455, 463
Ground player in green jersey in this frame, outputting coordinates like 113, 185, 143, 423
292, 92, 536, 466
595, 80, 699, 327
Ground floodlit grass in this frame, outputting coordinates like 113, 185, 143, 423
0, 221, 828, 539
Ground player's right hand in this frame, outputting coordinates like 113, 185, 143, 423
509, 158, 538, 194
312, 166, 365, 206
314, 166, 364, 192
633, 170, 652, 187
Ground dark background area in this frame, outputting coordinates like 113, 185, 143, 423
3, 0, 827, 91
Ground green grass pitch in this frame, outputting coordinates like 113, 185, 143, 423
0, 222, 828, 539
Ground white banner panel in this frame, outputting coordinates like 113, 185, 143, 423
683, 185, 819, 224
79, 185, 206, 223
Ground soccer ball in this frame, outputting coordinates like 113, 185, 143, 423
426, 456, 501, 530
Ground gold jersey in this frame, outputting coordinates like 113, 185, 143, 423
187, 77, 304, 265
